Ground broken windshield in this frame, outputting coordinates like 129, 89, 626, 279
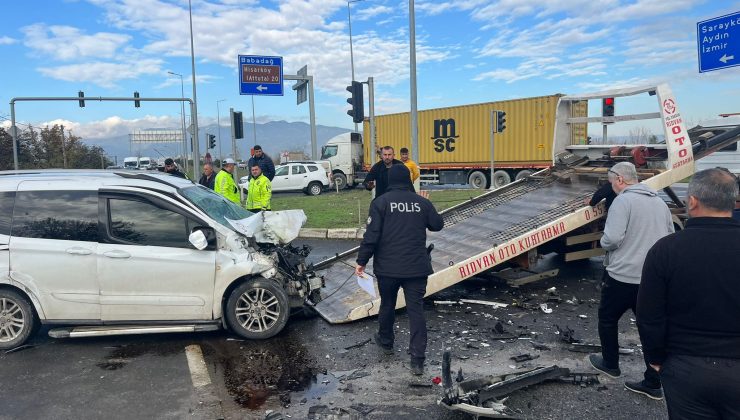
180, 185, 253, 230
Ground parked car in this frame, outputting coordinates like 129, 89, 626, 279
0, 170, 321, 350
239, 161, 332, 196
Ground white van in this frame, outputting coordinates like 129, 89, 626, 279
0, 170, 322, 350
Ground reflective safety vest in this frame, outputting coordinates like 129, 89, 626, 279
246, 174, 272, 211
404, 159, 420, 182
214, 170, 240, 204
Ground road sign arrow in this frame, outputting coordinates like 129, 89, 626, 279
256, 85, 267, 92
720, 54, 735, 64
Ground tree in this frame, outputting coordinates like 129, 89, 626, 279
0, 125, 112, 170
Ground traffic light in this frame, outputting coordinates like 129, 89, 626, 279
78, 91, 85, 107
232, 111, 244, 139
602, 97, 615, 117
497, 111, 507, 133
134, 91, 140, 108
208, 134, 216, 149
346, 81, 364, 123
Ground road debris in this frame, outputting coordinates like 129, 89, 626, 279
510, 353, 539, 363
555, 325, 580, 344
566, 342, 636, 355
539, 303, 553, 314
439, 349, 600, 418
530, 341, 551, 351
342, 339, 370, 350
459, 299, 509, 309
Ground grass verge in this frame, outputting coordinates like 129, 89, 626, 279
271, 188, 485, 228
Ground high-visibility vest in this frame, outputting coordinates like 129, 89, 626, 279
214, 170, 240, 204
246, 174, 272, 211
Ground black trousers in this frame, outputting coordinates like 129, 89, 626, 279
376, 275, 427, 362
597, 272, 660, 388
662, 354, 740, 419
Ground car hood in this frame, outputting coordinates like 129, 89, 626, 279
226, 210, 307, 244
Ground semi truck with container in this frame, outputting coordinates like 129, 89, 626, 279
321, 94, 587, 189
309, 84, 740, 329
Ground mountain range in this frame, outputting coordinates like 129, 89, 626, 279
83, 120, 351, 164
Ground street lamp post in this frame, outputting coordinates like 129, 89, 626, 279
167, 71, 188, 173
409, 0, 419, 164
216, 99, 226, 163
188, 0, 201, 180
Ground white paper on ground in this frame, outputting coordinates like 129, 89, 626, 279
356, 275, 376, 298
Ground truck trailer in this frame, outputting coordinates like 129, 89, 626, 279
361, 94, 588, 189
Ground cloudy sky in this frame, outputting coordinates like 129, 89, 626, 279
0, 0, 738, 144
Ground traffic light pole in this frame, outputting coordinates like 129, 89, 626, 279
284, 74, 317, 160
8, 95, 194, 171
489, 110, 496, 190
368, 77, 375, 165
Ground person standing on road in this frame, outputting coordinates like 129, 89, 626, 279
214, 158, 240, 204
245, 163, 272, 212
198, 163, 216, 190
399, 147, 420, 183
734, 175, 740, 221
637, 168, 740, 418
588, 162, 674, 400
164, 158, 188, 179
355, 164, 444, 376
363, 146, 412, 198
247, 145, 276, 181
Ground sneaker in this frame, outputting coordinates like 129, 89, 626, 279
588, 354, 621, 378
625, 380, 664, 400
410, 359, 424, 376
374, 333, 393, 355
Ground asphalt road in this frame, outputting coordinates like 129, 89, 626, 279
0, 240, 670, 420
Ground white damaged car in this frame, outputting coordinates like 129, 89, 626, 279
0, 170, 323, 349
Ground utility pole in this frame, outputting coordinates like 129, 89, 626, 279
216, 99, 226, 161
409, 0, 419, 163
188, 0, 201, 180
60, 125, 68, 168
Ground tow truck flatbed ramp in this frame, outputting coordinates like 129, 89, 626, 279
311, 84, 740, 325
312, 173, 600, 324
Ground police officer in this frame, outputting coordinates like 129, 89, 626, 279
214, 158, 240, 204
245, 163, 272, 212
355, 164, 444, 376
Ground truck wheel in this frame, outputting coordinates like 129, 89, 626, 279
0, 289, 37, 350
306, 182, 323, 196
225, 278, 290, 340
492, 170, 511, 188
515, 170, 534, 181
333, 173, 347, 190
468, 171, 488, 189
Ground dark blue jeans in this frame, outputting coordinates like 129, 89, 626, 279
376, 275, 427, 362
598, 272, 661, 388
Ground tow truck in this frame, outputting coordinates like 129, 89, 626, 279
308, 84, 740, 325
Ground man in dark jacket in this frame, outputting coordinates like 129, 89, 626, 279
247, 145, 275, 181
198, 163, 216, 189
164, 158, 188, 179
355, 164, 444, 376
637, 168, 740, 418
363, 146, 413, 198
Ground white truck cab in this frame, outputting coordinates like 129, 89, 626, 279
320, 132, 364, 189
123, 157, 139, 170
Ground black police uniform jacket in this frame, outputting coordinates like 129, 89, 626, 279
357, 165, 444, 278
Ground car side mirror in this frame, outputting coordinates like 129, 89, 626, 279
189, 226, 216, 250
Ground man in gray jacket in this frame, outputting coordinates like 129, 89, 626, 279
588, 162, 674, 400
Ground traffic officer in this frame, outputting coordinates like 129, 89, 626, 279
246, 163, 272, 212
214, 158, 240, 204
355, 164, 444, 376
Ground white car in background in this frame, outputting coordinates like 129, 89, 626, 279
240, 161, 332, 196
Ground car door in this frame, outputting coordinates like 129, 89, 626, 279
9, 184, 100, 320
291, 164, 308, 189
97, 192, 216, 321
271, 165, 290, 192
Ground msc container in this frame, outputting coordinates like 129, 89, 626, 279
362, 94, 588, 187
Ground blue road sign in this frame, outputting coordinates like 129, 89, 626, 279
697, 11, 740, 73
239, 55, 284, 96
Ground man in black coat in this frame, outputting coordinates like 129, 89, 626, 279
164, 158, 188, 179
637, 168, 740, 416
198, 163, 216, 189
247, 145, 275, 181
355, 164, 444, 376
363, 146, 413, 198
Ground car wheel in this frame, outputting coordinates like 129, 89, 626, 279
307, 182, 323, 196
468, 171, 488, 189
0, 289, 36, 350
333, 173, 347, 190
225, 278, 290, 340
